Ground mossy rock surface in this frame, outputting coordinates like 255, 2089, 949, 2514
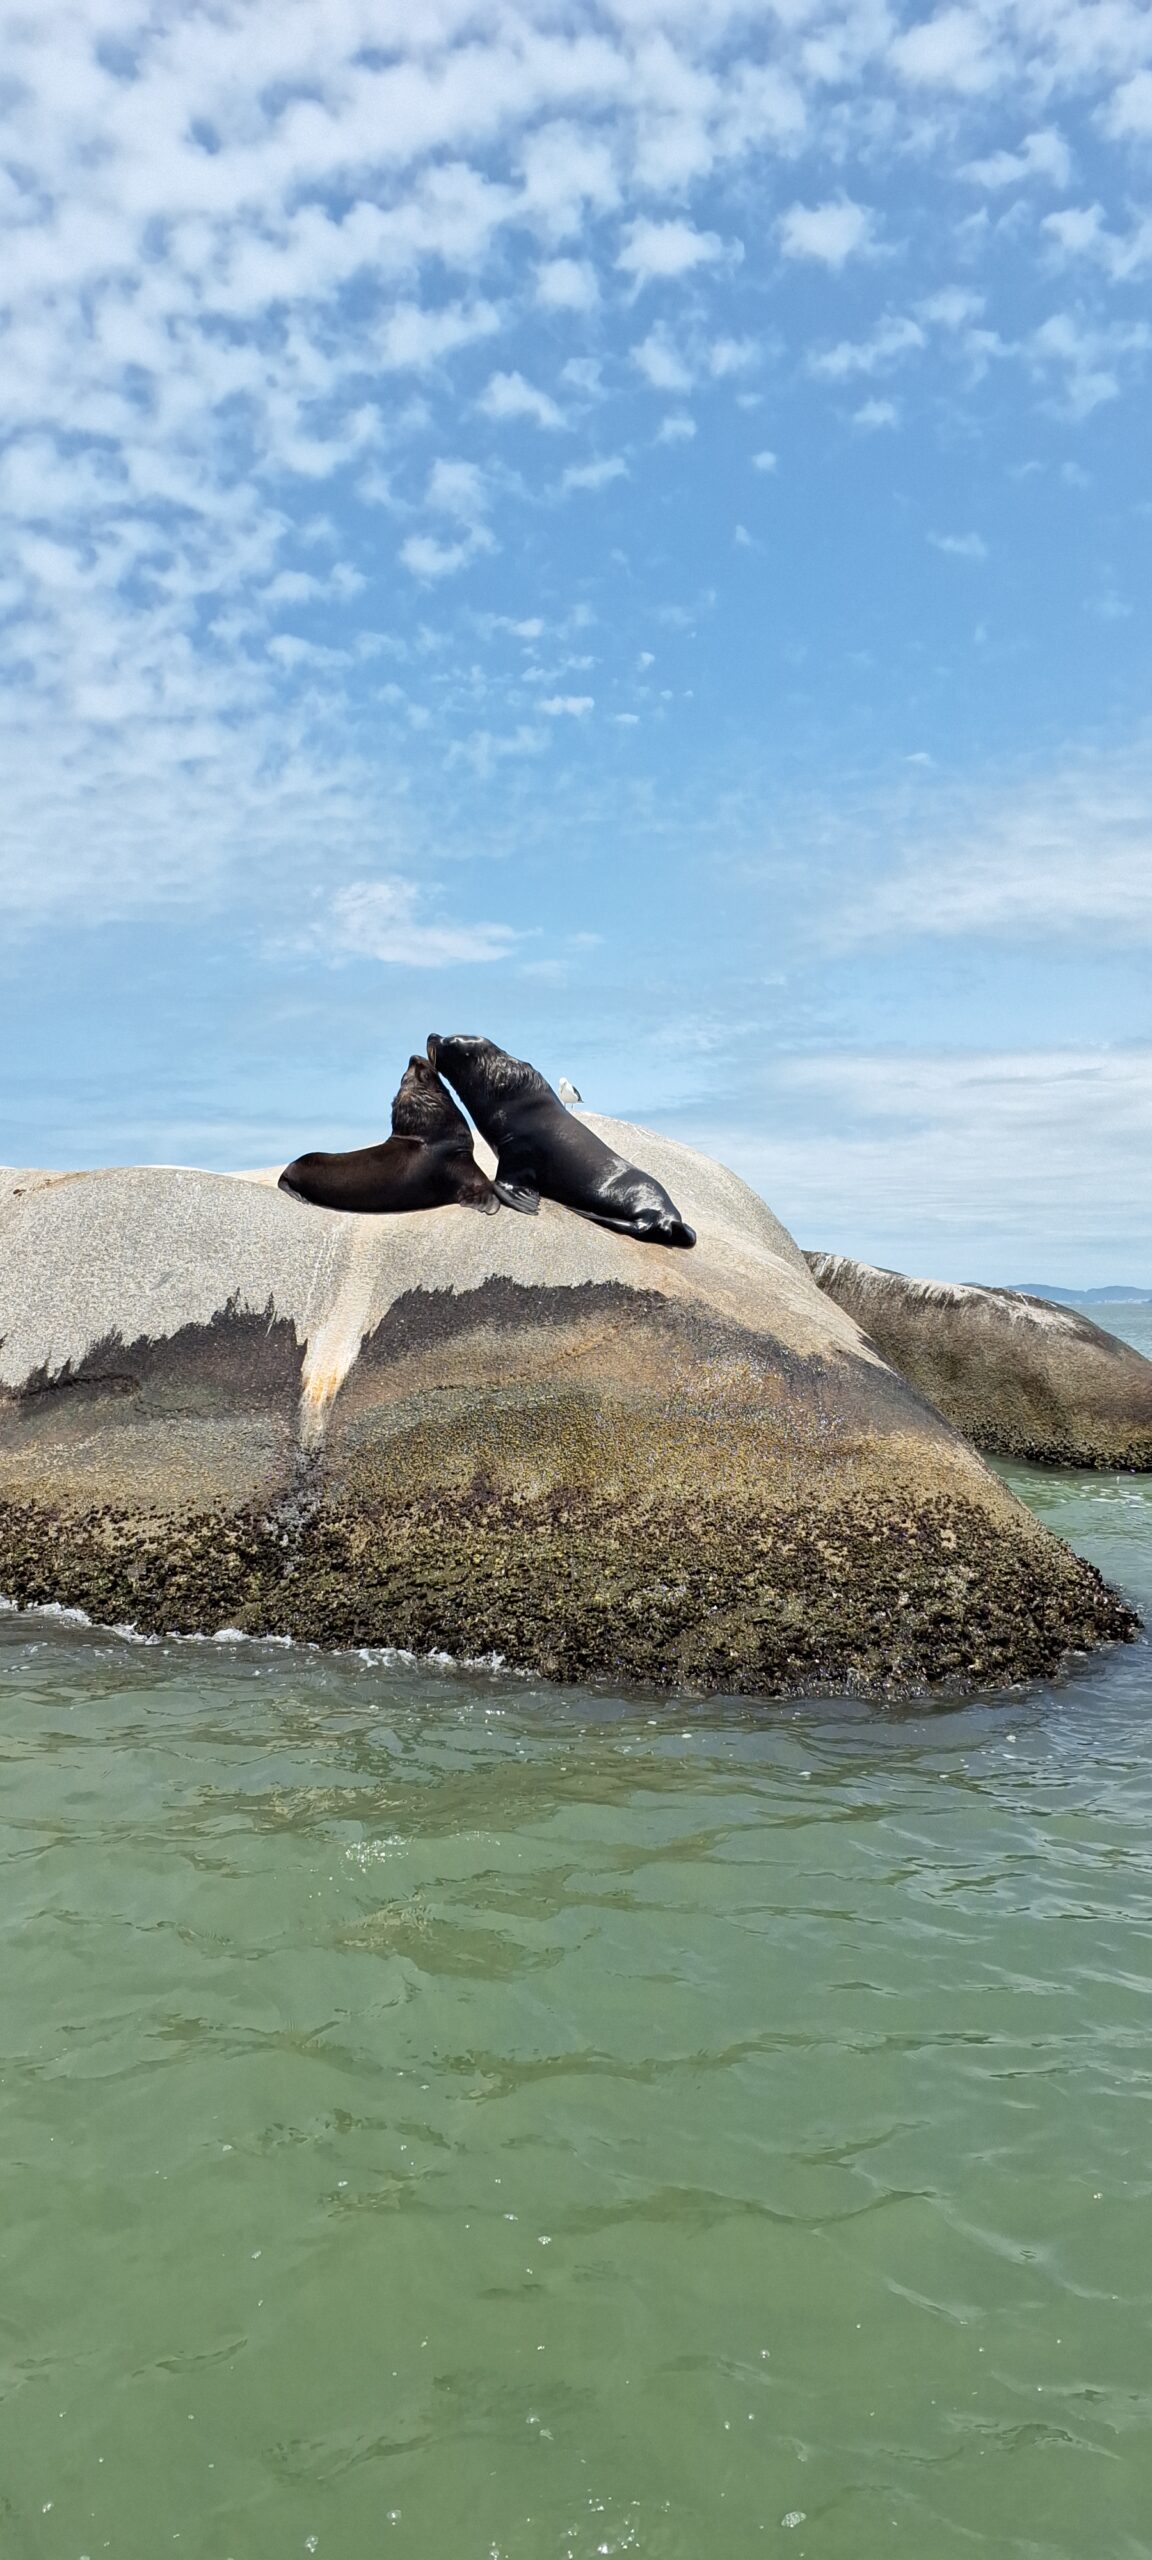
807, 1253, 1152, 1472
0, 1127, 1138, 1691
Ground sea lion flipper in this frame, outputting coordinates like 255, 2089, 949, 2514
494, 1153, 541, 1215
495, 1179, 541, 1215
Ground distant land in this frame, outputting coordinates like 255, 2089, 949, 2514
997, 1286, 1152, 1305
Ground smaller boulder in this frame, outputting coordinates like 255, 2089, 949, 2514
807, 1254, 1152, 1471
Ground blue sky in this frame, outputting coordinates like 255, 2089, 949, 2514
2, 0, 1151, 1280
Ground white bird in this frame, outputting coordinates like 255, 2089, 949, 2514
557, 1077, 583, 1105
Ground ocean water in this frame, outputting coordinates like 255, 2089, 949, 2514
2, 1315, 1152, 2560
1057, 1301, 1152, 1357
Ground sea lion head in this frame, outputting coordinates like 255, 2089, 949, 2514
638, 1207, 696, 1249
401, 1054, 442, 1095
426, 1032, 490, 1077
389, 1054, 501, 1212
426, 1034, 542, 1114
391, 1052, 473, 1145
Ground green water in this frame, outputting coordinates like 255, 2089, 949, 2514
3, 1319, 1152, 2559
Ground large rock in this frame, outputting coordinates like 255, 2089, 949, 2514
0, 1124, 1136, 1691
807, 1253, 1152, 1471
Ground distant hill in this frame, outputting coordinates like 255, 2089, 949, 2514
999, 1285, 1152, 1305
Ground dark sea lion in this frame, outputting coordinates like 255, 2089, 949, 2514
427, 1033, 696, 1247
279, 1054, 499, 1215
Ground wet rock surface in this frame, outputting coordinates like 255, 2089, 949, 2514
808, 1253, 1152, 1473
0, 1127, 1138, 1691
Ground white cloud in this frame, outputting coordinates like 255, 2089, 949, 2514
656, 412, 696, 442
1029, 314, 1119, 416
561, 356, 603, 395
890, 10, 999, 94
1043, 205, 1152, 283
708, 335, 758, 378
324, 877, 520, 966
1105, 71, 1152, 138
720, 60, 807, 150
751, 448, 778, 470
376, 300, 502, 371
1043, 205, 1107, 259
779, 198, 873, 267
2, 0, 1152, 978
535, 256, 599, 311
962, 128, 1071, 189
401, 464, 494, 576
917, 287, 985, 331
721, 1047, 1152, 1266
928, 530, 988, 558
561, 456, 628, 491
427, 459, 489, 521
477, 613, 545, 640
399, 530, 492, 581
261, 562, 365, 610
478, 369, 566, 428
853, 398, 899, 428
1027, 311, 1149, 419
541, 694, 594, 715
446, 725, 547, 776
844, 750, 1152, 942
517, 120, 621, 237
632, 325, 694, 391
617, 217, 730, 286
261, 571, 323, 607
810, 315, 925, 380
0, 678, 433, 931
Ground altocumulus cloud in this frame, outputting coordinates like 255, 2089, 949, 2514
4, 0, 1152, 1252
779, 198, 874, 266
4, 0, 1152, 940
617, 217, 732, 287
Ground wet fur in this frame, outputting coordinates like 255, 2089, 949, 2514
427, 1034, 695, 1248
279, 1055, 499, 1215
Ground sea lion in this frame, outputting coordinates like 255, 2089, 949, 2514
427, 1033, 695, 1247
279, 1054, 499, 1216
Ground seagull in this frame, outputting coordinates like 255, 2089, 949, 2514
557, 1077, 583, 1105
